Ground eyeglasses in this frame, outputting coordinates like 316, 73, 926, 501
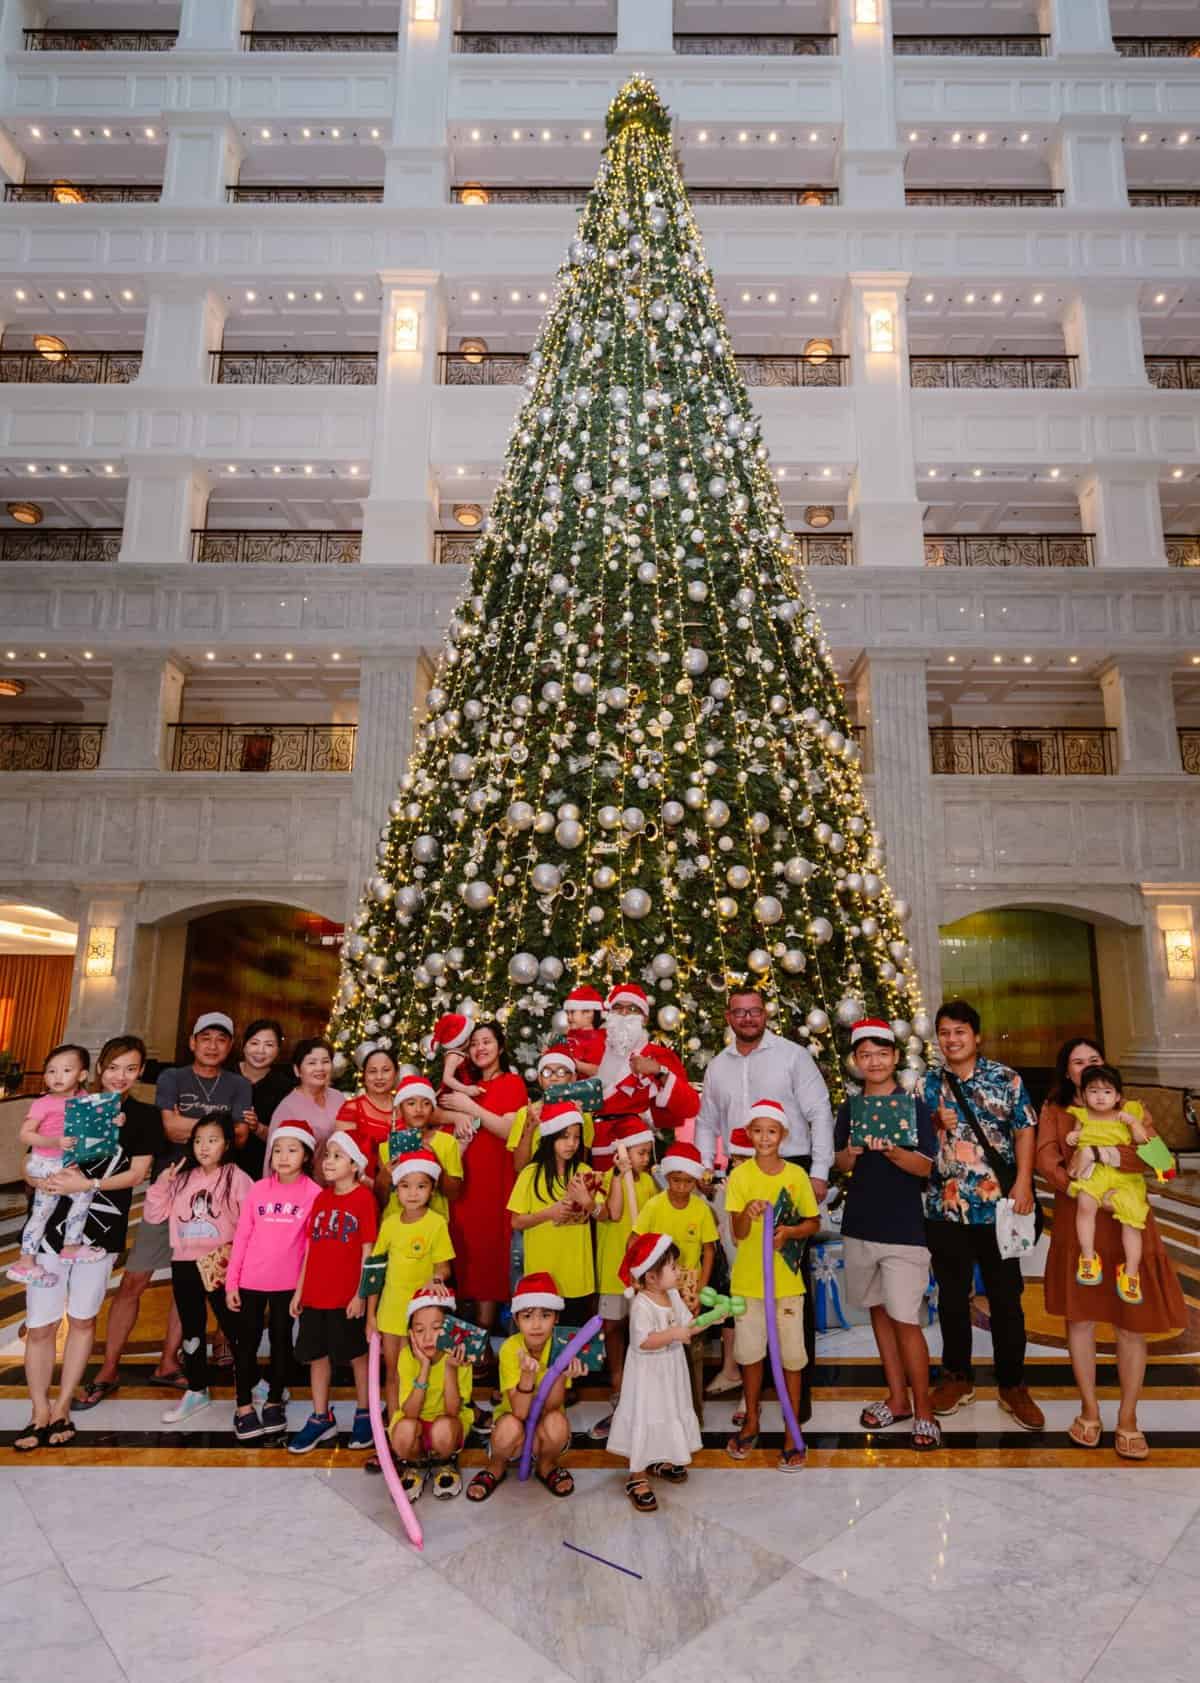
729, 1008, 765, 1018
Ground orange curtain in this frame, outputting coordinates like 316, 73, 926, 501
0, 954, 73, 1078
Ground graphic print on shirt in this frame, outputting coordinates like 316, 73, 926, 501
310, 1205, 361, 1245
177, 1188, 221, 1244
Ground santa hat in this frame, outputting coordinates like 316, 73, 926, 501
661, 1140, 705, 1179
618, 1231, 674, 1297
727, 1127, 755, 1159
391, 1148, 442, 1185
537, 1046, 577, 1078
605, 982, 650, 1016
326, 1130, 367, 1172
511, 1271, 564, 1313
395, 1073, 437, 1107
590, 1118, 618, 1165
429, 1012, 473, 1054
850, 1017, 896, 1047
564, 985, 605, 1013
747, 1097, 790, 1135
611, 1117, 655, 1151
405, 1284, 457, 1325
272, 1122, 316, 1152
538, 1100, 584, 1138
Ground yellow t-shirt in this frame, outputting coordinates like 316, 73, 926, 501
379, 1129, 463, 1222
493, 1330, 571, 1421
372, 1208, 455, 1335
506, 1107, 595, 1154
596, 1167, 657, 1295
725, 1158, 819, 1301
392, 1344, 474, 1434
506, 1162, 595, 1299
634, 1188, 719, 1272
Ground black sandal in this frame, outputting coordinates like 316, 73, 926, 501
47, 1417, 77, 1447
74, 1379, 119, 1412
13, 1421, 52, 1453
537, 1465, 575, 1498
466, 1468, 506, 1503
646, 1461, 688, 1484
625, 1476, 658, 1512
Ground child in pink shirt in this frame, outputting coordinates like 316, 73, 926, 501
8, 1043, 103, 1286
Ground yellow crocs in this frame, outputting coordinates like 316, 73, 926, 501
1117, 1264, 1143, 1305
1076, 1252, 1103, 1286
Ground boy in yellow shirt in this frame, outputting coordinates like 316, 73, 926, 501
591, 1120, 658, 1441
366, 1149, 455, 1423
725, 1098, 820, 1470
375, 1074, 463, 1220
390, 1283, 474, 1502
635, 1139, 718, 1421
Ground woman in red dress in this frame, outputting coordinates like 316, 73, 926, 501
335, 1047, 397, 1188
437, 1022, 527, 1365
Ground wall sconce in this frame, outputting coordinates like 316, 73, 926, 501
459, 336, 488, 363
84, 926, 117, 978
868, 305, 896, 353
412, 0, 438, 18
1163, 927, 1196, 980
453, 503, 483, 528
855, 0, 881, 23
34, 334, 68, 362
6, 500, 43, 525
393, 306, 420, 352
803, 336, 833, 364
459, 182, 490, 206
804, 505, 834, 529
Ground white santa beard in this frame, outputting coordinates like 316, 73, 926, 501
598, 1010, 648, 1093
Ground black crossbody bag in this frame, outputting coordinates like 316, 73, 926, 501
943, 1070, 1044, 1242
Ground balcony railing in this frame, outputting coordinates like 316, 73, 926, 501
1129, 190, 1200, 207
169, 724, 357, 773
673, 34, 837, 55
930, 727, 1117, 776
892, 34, 1049, 56
0, 528, 122, 562
3, 182, 161, 203
453, 31, 616, 54
1113, 37, 1200, 58
191, 530, 362, 564
451, 184, 838, 206
226, 183, 384, 204
434, 532, 479, 565
925, 534, 1094, 569
211, 351, 377, 386
1145, 357, 1200, 391
1166, 536, 1200, 569
23, 28, 177, 51
0, 723, 105, 772
911, 355, 1077, 390
438, 351, 848, 386
1179, 731, 1200, 774
905, 188, 1063, 207
789, 533, 854, 567
0, 349, 141, 384
240, 31, 397, 52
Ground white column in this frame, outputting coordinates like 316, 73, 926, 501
119, 457, 210, 565
348, 654, 429, 918
383, 2, 453, 208
139, 279, 227, 387
844, 274, 923, 566
617, 0, 672, 53
853, 653, 941, 1004
1062, 282, 1148, 388
1039, 0, 1115, 57
1099, 659, 1182, 775
836, 0, 905, 210
1054, 117, 1128, 211
65, 888, 147, 1056
161, 115, 242, 207
0, 0, 43, 51
362, 272, 444, 565
1119, 892, 1200, 1086
176, 0, 253, 52
1078, 467, 1167, 568
100, 656, 185, 771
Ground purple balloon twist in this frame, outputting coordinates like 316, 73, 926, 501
517, 1313, 604, 1482
762, 1201, 806, 1458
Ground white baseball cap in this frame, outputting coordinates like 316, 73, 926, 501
193, 1012, 234, 1037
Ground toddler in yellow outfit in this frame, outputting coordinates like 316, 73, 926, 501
1067, 1063, 1151, 1304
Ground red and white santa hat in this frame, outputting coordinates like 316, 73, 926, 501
538, 1100, 584, 1138
611, 1117, 655, 1151
391, 1148, 442, 1185
326, 1129, 367, 1172
850, 1017, 896, 1047
429, 1012, 474, 1053
272, 1121, 316, 1152
564, 984, 605, 1013
618, 1230, 674, 1296
746, 1097, 791, 1135
405, 1284, 457, 1325
727, 1127, 755, 1158
661, 1140, 705, 1179
605, 981, 650, 1016
395, 1072, 437, 1107
537, 1046, 577, 1079
590, 1118, 618, 1165
511, 1271, 564, 1313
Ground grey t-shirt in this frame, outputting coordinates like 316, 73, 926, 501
152, 1064, 253, 1176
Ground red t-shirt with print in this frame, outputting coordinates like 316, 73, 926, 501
301, 1183, 379, 1309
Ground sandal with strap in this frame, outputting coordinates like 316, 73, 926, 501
46, 1417, 77, 1447
12, 1421, 52, 1453
1115, 1427, 1150, 1462
1068, 1415, 1103, 1449
778, 1447, 807, 1471
1117, 1265, 1143, 1306
911, 1417, 942, 1452
725, 1429, 759, 1461
646, 1461, 688, 1484
1075, 1253, 1103, 1287
466, 1468, 506, 1503
74, 1378, 119, 1412
859, 1401, 913, 1431
537, 1465, 575, 1498
625, 1477, 658, 1512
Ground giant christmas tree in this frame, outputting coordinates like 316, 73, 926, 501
330, 76, 927, 1094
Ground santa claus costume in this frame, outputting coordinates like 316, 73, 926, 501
591, 983, 700, 1168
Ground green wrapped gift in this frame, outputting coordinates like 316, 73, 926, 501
359, 1255, 387, 1297
551, 1324, 606, 1372
773, 1187, 812, 1277
63, 1090, 122, 1167
849, 1091, 918, 1150
545, 1076, 603, 1113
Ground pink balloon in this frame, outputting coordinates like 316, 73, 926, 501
368, 1330, 424, 1550
762, 1203, 806, 1458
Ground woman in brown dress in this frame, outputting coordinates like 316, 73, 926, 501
1037, 1036, 1186, 1459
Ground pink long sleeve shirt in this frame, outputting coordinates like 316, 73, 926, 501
143, 1163, 254, 1263
225, 1172, 320, 1293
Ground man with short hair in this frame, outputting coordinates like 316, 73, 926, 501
921, 999, 1044, 1432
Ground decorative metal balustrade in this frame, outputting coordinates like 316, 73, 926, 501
673, 34, 837, 55
1129, 190, 1200, 207
1145, 357, 1200, 391
170, 724, 357, 774
892, 34, 1049, 55
241, 31, 397, 52
0, 724, 105, 772
226, 183, 384, 204
23, 28, 177, 50
1179, 731, 1200, 774
1113, 37, 1200, 58
925, 534, 1094, 569
191, 530, 362, 565
434, 532, 480, 565
453, 31, 616, 53
0, 528, 122, 562
905, 188, 1063, 207
451, 184, 838, 206
3, 182, 161, 203
789, 533, 854, 567
0, 349, 141, 384
211, 351, 377, 386
930, 727, 1117, 776
1166, 536, 1200, 569
438, 351, 847, 386
910, 355, 1077, 390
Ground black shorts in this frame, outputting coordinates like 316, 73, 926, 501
294, 1305, 368, 1366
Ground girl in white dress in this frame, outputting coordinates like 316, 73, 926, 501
607, 1231, 703, 1512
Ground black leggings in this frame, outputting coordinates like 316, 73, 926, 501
234, 1287, 294, 1408
171, 1260, 239, 1393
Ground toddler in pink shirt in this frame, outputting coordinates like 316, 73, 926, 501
8, 1044, 106, 1286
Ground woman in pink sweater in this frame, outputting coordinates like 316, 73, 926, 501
144, 1111, 252, 1427
225, 1122, 320, 1442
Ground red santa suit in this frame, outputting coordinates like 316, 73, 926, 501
590, 982, 700, 1166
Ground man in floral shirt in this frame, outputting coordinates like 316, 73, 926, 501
921, 999, 1044, 1432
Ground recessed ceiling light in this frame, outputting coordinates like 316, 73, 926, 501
1155, 292, 1167, 304
286, 290, 296, 301
822, 467, 832, 478
1032, 292, 1044, 303
470, 128, 481, 141
30, 127, 41, 139
809, 131, 818, 142
1172, 467, 1185, 478
992, 292, 1003, 303
1050, 467, 1060, 478
301, 128, 311, 138
4, 651, 13, 659
101, 127, 111, 138
538, 290, 547, 302
56, 289, 66, 300
260, 128, 271, 139
908, 131, 918, 142
83, 650, 93, 660
353, 289, 364, 301
1022, 655, 1034, 664
741, 291, 751, 302
992, 654, 1003, 664
583, 129, 592, 141
226, 464, 237, 473
768, 131, 778, 143
972, 467, 982, 477
273, 464, 282, 474
303, 464, 313, 475
144, 127, 156, 139
965, 292, 976, 303
349, 465, 360, 476
510, 290, 521, 302
103, 464, 114, 474
14, 289, 25, 300
72, 127, 82, 139
1179, 133, 1191, 144
1019, 132, 1030, 143
370, 128, 380, 139
1069, 654, 1080, 664
977, 132, 988, 143
205, 651, 215, 661
738, 131, 749, 143
541, 130, 551, 141
37, 651, 46, 660
26, 464, 36, 473
57, 464, 68, 474
928, 468, 937, 477
456, 465, 465, 476
767, 291, 777, 303
254, 651, 263, 660
245, 289, 256, 301
330, 128, 340, 138
121, 288, 133, 301
284, 651, 294, 661
808, 292, 819, 303
512, 129, 521, 140
1138, 132, 1149, 143
331, 651, 342, 661
947, 654, 957, 663
924, 292, 934, 303
951, 131, 961, 143
469, 290, 480, 302
777, 468, 786, 478
313, 290, 323, 301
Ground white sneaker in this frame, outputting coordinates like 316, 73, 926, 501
162, 1388, 212, 1425
252, 1379, 290, 1408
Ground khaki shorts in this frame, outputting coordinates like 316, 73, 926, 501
597, 1292, 628, 1322
733, 1295, 807, 1371
842, 1236, 930, 1325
